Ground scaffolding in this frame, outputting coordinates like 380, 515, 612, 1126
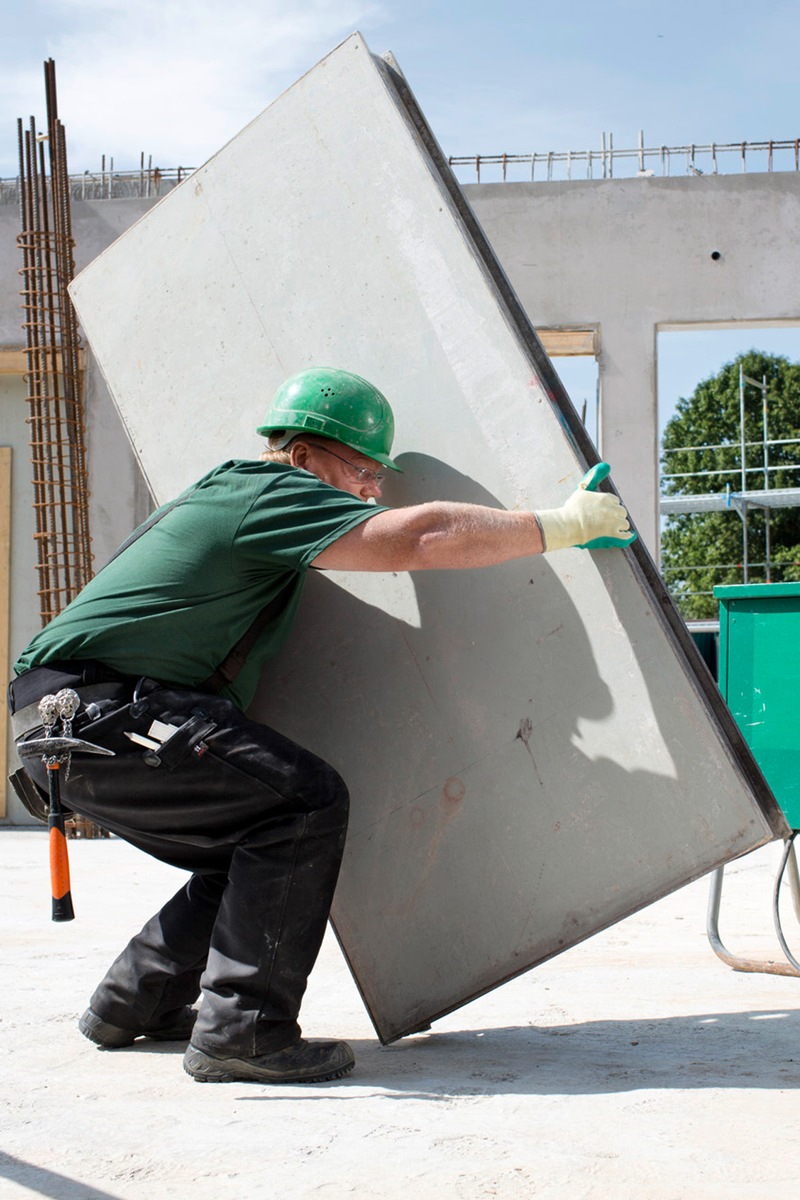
448, 132, 800, 184
0, 161, 189, 206
1, 130, 798, 199
660, 365, 800, 604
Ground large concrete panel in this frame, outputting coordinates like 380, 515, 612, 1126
68, 34, 787, 1042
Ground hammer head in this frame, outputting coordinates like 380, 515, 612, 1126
17, 736, 115, 759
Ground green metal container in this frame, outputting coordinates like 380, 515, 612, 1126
715, 582, 800, 829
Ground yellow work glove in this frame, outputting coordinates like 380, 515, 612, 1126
535, 463, 636, 552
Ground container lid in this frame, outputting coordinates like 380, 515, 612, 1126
714, 581, 800, 599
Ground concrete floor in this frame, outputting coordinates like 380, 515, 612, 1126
2, 829, 799, 1199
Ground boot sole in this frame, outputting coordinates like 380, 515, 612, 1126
79, 1008, 197, 1049
183, 1044, 355, 1085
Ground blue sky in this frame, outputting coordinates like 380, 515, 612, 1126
4, 1, 797, 175
3, 0, 799, 437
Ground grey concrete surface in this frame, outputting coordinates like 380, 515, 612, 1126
2, 830, 799, 1199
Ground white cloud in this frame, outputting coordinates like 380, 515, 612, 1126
2, 0, 387, 175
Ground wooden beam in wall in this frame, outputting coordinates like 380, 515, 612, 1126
0, 348, 86, 375
536, 328, 598, 357
0, 350, 28, 375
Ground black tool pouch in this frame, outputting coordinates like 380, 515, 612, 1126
7, 767, 74, 824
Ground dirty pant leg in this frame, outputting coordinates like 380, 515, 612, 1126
192, 790, 349, 1058
89, 871, 227, 1029
19, 680, 350, 1057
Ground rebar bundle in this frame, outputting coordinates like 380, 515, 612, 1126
17, 58, 93, 625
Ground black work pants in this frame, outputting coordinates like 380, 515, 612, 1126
13, 669, 349, 1056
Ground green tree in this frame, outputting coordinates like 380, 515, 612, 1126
661, 351, 800, 619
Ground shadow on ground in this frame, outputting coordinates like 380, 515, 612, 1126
0, 1152, 125, 1200
221, 1009, 800, 1100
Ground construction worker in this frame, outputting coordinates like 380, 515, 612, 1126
8, 367, 634, 1086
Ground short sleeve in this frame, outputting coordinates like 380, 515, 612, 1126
234, 465, 389, 570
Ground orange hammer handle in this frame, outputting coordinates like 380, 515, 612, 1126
47, 763, 75, 922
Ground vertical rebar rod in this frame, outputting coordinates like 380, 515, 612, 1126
40, 127, 73, 607
57, 118, 92, 586
53, 57, 92, 594
45, 63, 75, 610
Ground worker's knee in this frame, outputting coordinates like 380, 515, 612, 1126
315, 760, 350, 823
280, 745, 350, 822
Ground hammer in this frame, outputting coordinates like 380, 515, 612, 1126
18, 688, 114, 922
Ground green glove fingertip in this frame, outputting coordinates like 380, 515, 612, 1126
578, 462, 611, 492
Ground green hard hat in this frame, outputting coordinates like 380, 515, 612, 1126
257, 367, 400, 471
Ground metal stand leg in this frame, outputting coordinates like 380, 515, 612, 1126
706, 838, 800, 978
787, 837, 800, 924
772, 834, 800, 972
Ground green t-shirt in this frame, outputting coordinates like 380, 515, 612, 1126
14, 460, 386, 709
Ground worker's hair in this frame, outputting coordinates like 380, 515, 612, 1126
259, 432, 332, 464
260, 431, 296, 464
259, 445, 292, 464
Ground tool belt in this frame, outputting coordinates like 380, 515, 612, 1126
11, 681, 132, 740
8, 661, 133, 737
8, 661, 134, 824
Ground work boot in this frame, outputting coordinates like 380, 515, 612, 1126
183, 1038, 355, 1084
79, 1005, 198, 1049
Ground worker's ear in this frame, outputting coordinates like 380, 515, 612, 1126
289, 440, 311, 469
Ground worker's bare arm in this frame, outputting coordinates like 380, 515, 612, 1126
312, 503, 544, 572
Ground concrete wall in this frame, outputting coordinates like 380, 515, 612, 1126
466, 173, 800, 551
